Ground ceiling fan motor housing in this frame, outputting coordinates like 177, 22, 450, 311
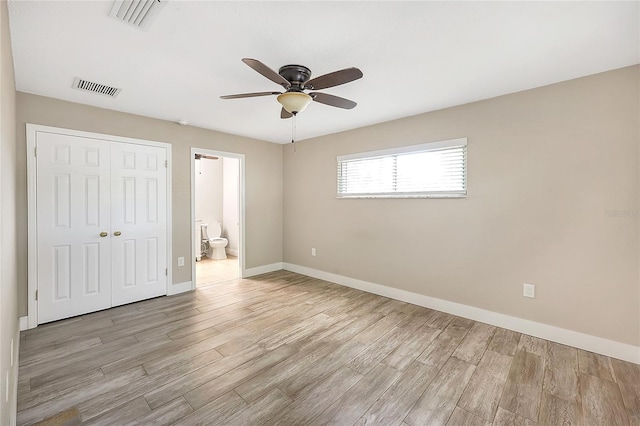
279, 65, 311, 91
220, 58, 361, 118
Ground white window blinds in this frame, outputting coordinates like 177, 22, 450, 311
337, 138, 467, 198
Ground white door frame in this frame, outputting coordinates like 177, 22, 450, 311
191, 147, 246, 288
26, 124, 173, 329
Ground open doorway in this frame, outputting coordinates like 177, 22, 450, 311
191, 148, 245, 288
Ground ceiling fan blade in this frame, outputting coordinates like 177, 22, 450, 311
220, 91, 281, 99
242, 58, 291, 89
280, 107, 293, 119
304, 67, 363, 90
310, 92, 357, 109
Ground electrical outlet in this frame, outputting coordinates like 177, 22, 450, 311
177, 257, 185, 267
311, 248, 316, 256
523, 283, 535, 298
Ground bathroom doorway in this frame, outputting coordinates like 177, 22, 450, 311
191, 148, 245, 288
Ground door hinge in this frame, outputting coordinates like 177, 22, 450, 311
165, 268, 168, 276
35, 290, 38, 301
34, 147, 37, 157
165, 160, 168, 168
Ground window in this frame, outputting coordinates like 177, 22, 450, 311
337, 138, 467, 198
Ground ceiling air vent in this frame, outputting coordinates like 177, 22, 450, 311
109, 0, 167, 30
72, 78, 122, 98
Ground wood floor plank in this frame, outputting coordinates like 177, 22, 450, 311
452, 322, 496, 365
220, 388, 292, 425
101, 326, 228, 376
82, 396, 150, 425
20, 337, 102, 368
493, 407, 536, 426
353, 312, 408, 344
277, 339, 368, 400
446, 407, 490, 426
172, 390, 247, 426
18, 369, 105, 412
126, 397, 193, 426
579, 373, 630, 425
234, 341, 335, 403
457, 349, 512, 420
415, 321, 468, 367
266, 366, 362, 425
405, 357, 476, 425
134, 306, 252, 342
355, 360, 439, 426
423, 310, 455, 330
18, 366, 147, 425
259, 312, 339, 350
382, 324, 441, 371
517, 334, 547, 357
611, 358, 640, 425
487, 328, 521, 357
26, 335, 146, 387
143, 342, 269, 409
538, 391, 582, 426
578, 349, 616, 382
183, 344, 298, 410
347, 324, 421, 375
309, 364, 401, 426
543, 342, 580, 404
499, 349, 544, 422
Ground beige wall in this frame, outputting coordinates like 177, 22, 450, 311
1, 0, 19, 423
15, 93, 283, 317
284, 66, 640, 347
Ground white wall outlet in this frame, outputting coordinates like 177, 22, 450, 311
311, 248, 316, 256
177, 257, 185, 267
523, 283, 535, 298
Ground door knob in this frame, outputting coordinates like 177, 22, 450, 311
100, 232, 108, 238
114, 231, 122, 236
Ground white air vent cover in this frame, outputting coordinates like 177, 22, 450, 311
109, 0, 167, 30
72, 77, 122, 98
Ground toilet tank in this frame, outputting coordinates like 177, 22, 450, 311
210, 222, 222, 238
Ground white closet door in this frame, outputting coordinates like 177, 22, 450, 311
110, 142, 167, 306
37, 132, 112, 323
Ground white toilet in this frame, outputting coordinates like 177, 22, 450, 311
201, 222, 228, 260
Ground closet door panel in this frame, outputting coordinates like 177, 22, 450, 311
110, 142, 167, 306
36, 132, 112, 323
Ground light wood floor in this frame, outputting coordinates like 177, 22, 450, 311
18, 271, 639, 425
196, 255, 239, 287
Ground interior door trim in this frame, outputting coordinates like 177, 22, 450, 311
26, 123, 173, 329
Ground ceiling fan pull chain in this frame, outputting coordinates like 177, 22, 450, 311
292, 113, 297, 153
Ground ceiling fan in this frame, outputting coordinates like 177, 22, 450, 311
220, 58, 363, 119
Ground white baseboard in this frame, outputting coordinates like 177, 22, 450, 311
168, 281, 193, 295
19, 316, 28, 331
226, 248, 239, 257
283, 263, 640, 365
244, 262, 284, 278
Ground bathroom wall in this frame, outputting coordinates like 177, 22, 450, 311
223, 157, 240, 255
195, 156, 223, 231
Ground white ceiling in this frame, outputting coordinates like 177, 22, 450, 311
7, 1, 640, 144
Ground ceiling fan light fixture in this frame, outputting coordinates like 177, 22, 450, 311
277, 92, 312, 114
